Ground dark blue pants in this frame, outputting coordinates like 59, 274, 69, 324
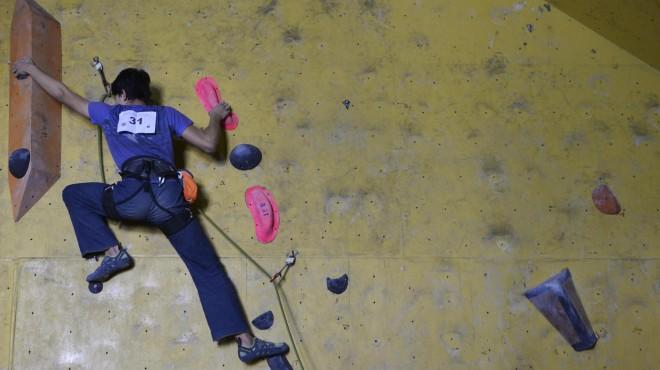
62, 179, 250, 341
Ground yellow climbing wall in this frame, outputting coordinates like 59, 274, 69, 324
0, 0, 658, 369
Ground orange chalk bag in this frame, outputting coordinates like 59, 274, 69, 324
178, 169, 198, 203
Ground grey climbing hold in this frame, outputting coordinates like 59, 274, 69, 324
267, 354, 293, 370
524, 269, 597, 351
326, 273, 349, 294
252, 310, 274, 330
8, 148, 30, 179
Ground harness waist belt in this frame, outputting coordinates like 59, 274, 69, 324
120, 156, 178, 180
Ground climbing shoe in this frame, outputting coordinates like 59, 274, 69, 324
86, 248, 134, 282
237, 337, 289, 364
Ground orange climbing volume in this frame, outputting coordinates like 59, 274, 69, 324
8, 0, 62, 221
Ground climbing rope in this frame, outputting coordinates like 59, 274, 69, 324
97, 126, 106, 184
92, 56, 109, 184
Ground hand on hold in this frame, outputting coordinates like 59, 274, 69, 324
12, 57, 35, 79
210, 101, 232, 122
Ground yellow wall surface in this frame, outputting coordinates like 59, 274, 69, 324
0, 0, 658, 369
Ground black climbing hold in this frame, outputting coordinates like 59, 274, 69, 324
326, 273, 349, 294
342, 99, 351, 109
526, 24, 534, 32
267, 354, 293, 370
229, 144, 262, 171
251, 310, 274, 330
88, 281, 103, 294
543, 3, 552, 12
8, 148, 30, 179
16, 72, 29, 80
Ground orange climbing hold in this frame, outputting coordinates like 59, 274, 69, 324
8, 0, 62, 221
592, 184, 621, 215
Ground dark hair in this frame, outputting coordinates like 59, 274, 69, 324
111, 68, 151, 102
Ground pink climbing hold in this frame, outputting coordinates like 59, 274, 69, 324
592, 184, 621, 215
194, 76, 239, 130
245, 186, 280, 244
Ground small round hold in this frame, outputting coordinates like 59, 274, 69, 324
229, 144, 262, 171
8, 148, 30, 179
88, 281, 103, 294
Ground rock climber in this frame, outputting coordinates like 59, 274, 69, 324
11, 57, 288, 363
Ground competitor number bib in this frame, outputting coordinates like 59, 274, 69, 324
117, 110, 157, 134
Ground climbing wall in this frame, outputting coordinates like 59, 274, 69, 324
0, 0, 658, 369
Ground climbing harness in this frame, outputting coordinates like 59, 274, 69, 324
101, 156, 194, 236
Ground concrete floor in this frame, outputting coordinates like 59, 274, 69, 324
1, 0, 658, 369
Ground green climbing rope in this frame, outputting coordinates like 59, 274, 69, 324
98, 93, 109, 184
97, 126, 106, 184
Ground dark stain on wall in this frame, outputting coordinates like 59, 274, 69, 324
412, 33, 429, 48
563, 132, 586, 148
320, 0, 338, 14
360, 0, 388, 19
258, 0, 278, 15
630, 123, 653, 145
283, 26, 302, 43
592, 120, 610, 133
275, 96, 294, 111
645, 94, 658, 110
509, 98, 530, 112
481, 156, 503, 177
484, 53, 508, 76
485, 223, 514, 240
467, 129, 481, 139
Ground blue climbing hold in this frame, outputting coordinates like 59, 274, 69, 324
88, 281, 103, 294
342, 99, 351, 109
267, 354, 293, 370
326, 273, 349, 294
229, 144, 262, 171
8, 148, 30, 179
251, 310, 274, 330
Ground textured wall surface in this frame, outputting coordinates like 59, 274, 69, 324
0, 0, 658, 369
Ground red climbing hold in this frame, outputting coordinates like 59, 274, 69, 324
194, 76, 239, 130
245, 185, 280, 244
592, 184, 621, 215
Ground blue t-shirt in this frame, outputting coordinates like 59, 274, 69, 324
88, 102, 193, 168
